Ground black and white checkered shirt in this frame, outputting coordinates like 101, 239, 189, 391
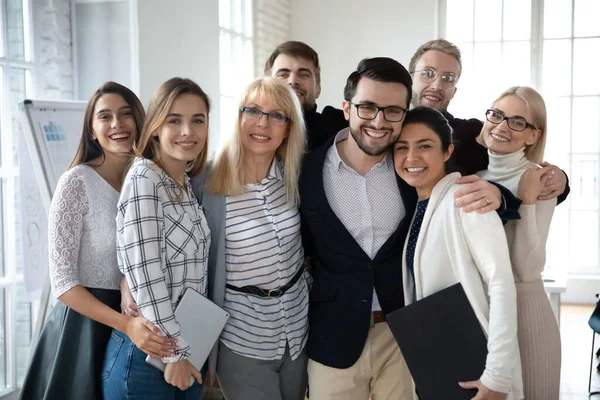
116, 158, 211, 363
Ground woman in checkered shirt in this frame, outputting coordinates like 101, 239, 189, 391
103, 78, 212, 399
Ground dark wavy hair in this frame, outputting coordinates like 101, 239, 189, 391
69, 81, 145, 169
403, 106, 456, 172
344, 57, 413, 107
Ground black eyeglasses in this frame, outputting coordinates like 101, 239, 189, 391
485, 109, 538, 132
413, 68, 459, 88
241, 106, 290, 126
349, 102, 407, 122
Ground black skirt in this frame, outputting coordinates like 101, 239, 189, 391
19, 287, 121, 400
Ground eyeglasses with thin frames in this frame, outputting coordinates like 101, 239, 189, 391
413, 68, 458, 89
485, 109, 538, 132
349, 102, 407, 122
241, 106, 290, 126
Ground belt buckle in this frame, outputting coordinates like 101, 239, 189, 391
370, 312, 375, 328
267, 289, 282, 297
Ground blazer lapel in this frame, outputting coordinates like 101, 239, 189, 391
374, 174, 417, 260
301, 141, 367, 259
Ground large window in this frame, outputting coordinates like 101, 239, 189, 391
219, 0, 254, 145
0, 0, 35, 394
441, 0, 600, 275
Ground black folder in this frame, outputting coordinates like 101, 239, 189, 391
386, 283, 488, 400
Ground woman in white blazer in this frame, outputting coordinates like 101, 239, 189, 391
476, 86, 561, 399
393, 106, 522, 400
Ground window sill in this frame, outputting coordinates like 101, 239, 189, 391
0, 388, 18, 400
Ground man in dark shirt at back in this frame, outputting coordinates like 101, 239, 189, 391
264, 41, 347, 151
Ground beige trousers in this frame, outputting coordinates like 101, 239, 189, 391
307, 322, 413, 400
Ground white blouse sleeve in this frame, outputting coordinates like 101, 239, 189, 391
116, 171, 190, 362
48, 171, 89, 298
460, 210, 518, 394
511, 199, 556, 282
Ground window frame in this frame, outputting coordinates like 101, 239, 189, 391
218, 0, 255, 146
438, 0, 600, 275
0, 0, 35, 395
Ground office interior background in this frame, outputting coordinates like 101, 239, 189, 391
0, 0, 599, 398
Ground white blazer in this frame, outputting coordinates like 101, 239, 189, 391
402, 172, 523, 399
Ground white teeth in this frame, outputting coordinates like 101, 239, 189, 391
110, 133, 130, 140
491, 133, 509, 142
365, 130, 385, 138
406, 167, 426, 173
424, 95, 440, 102
251, 134, 269, 140
176, 142, 196, 147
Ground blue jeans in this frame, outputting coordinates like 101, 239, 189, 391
102, 329, 204, 400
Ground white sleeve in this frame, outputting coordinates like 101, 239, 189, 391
48, 171, 89, 298
511, 199, 556, 282
460, 210, 518, 394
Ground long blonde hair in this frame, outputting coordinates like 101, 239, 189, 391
135, 78, 210, 195
208, 77, 306, 206
477, 86, 547, 163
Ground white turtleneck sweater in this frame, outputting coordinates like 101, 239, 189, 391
477, 149, 557, 283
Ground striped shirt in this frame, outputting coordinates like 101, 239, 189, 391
116, 158, 211, 363
323, 128, 405, 311
220, 159, 309, 361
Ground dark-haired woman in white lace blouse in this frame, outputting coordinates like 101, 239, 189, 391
20, 82, 173, 400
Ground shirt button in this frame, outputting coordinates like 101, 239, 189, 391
368, 262, 374, 269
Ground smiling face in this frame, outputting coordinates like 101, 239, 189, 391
271, 54, 321, 109
156, 93, 208, 178
240, 95, 289, 159
342, 77, 408, 157
482, 95, 541, 155
394, 122, 453, 200
91, 93, 137, 158
410, 50, 459, 111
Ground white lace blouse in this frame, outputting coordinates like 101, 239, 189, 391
49, 165, 122, 298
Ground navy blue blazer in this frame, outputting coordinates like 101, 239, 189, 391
299, 137, 418, 369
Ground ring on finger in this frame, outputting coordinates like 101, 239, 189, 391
483, 197, 490, 205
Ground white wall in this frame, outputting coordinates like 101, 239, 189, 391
74, 0, 132, 100
254, 0, 292, 77
136, 0, 221, 150
290, 0, 438, 111
33, 0, 74, 99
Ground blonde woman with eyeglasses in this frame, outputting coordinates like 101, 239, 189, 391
477, 86, 561, 399
191, 77, 309, 400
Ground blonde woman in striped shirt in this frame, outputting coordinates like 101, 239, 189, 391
103, 78, 212, 399
191, 77, 308, 400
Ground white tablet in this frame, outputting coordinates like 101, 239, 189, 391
145, 287, 229, 375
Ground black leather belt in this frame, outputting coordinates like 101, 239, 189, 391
226, 266, 305, 298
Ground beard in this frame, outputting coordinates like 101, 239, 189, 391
291, 84, 316, 111
348, 124, 396, 157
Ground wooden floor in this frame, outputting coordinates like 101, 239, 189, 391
561, 304, 600, 399
203, 304, 600, 399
